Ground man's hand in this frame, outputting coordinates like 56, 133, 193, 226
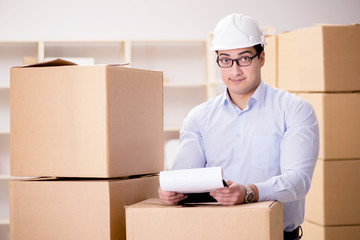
209, 181, 246, 205
158, 187, 187, 205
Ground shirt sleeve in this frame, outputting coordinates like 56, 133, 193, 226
171, 106, 207, 170
255, 98, 320, 202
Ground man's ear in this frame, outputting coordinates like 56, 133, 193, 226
259, 51, 265, 67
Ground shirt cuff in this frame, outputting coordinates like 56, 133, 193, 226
255, 179, 276, 201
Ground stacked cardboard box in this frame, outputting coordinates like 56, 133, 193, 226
125, 198, 283, 240
278, 25, 360, 240
278, 25, 360, 92
10, 176, 159, 240
9, 59, 164, 240
262, 34, 278, 88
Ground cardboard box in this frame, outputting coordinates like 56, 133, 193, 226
9, 175, 159, 240
298, 92, 360, 160
278, 25, 360, 92
10, 59, 163, 177
305, 159, 360, 226
126, 198, 283, 240
302, 220, 360, 240
262, 35, 277, 88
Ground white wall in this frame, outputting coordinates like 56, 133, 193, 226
0, 0, 359, 40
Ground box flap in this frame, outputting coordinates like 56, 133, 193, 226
108, 63, 130, 67
14, 58, 77, 68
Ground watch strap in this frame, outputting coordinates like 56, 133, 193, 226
244, 185, 255, 203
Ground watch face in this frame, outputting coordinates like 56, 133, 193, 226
245, 186, 255, 203
247, 192, 255, 203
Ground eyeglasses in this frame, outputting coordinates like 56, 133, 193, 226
216, 53, 259, 68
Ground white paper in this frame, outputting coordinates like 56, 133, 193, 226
159, 167, 226, 193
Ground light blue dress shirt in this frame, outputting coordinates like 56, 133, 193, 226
172, 80, 319, 231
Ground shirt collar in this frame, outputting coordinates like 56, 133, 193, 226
220, 88, 233, 107
250, 80, 266, 106
221, 80, 267, 107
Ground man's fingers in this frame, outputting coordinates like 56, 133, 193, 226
211, 194, 239, 205
159, 190, 177, 197
158, 187, 187, 205
161, 195, 187, 205
210, 182, 243, 205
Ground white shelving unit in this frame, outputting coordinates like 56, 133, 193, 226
128, 40, 209, 135
0, 39, 223, 238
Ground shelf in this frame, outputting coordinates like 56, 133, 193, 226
43, 40, 125, 43
164, 127, 181, 142
0, 175, 13, 180
210, 80, 224, 85
130, 39, 205, 44
0, 175, 34, 181
0, 219, 9, 225
0, 39, 205, 44
0, 40, 38, 44
43, 41, 126, 65
164, 82, 206, 88
164, 126, 181, 132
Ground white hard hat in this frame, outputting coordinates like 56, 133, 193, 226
210, 13, 266, 51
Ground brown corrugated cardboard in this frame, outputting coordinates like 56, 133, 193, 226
298, 92, 360, 160
262, 35, 277, 87
305, 159, 360, 226
302, 220, 360, 240
278, 25, 360, 92
9, 175, 159, 240
10, 59, 163, 177
125, 198, 283, 240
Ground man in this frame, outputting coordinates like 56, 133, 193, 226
159, 13, 319, 240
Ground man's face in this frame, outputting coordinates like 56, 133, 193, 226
217, 47, 265, 100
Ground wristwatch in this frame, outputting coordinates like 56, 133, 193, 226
244, 185, 255, 203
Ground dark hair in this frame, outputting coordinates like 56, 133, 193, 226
215, 44, 264, 55
253, 44, 264, 56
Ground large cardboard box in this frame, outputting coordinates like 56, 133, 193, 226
9, 175, 159, 240
10, 59, 163, 177
302, 220, 360, 240
305, 159, 360, 226
278, 25, 360, 92
262, 35, 277, 88
126, 198, 283, 240
298, 92, 360, 160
